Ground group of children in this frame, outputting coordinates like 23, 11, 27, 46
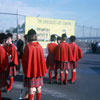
0, 33, 18, 100
0, 29, 47, 100
46, 33, 83, 84
0, 29, 82, 100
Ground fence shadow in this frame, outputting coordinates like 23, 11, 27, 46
2, 98, 11, 100
14, 74, 24, 82
90, 67, 100, 75
79, 60, 100, 66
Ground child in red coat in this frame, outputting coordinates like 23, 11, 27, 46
55, 36, 61, 83
4, 33, 18, 92
55, 34, 73, 84
0, 33, 8, 100
46, 35, 57, 83
69, 36, 82, 83
22, 29, 47, 100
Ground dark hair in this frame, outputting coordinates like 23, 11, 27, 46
62, 33, 67, 40
0, 33, 7, 44
24, 34, 28, 40
57, 36, 61, 41
17, 39, 24, 52
28, 29, 36, 36
70, 35, 76, 42
24, 34, 28, 39
28, 29, 37, 42
50, 35, 56, 41
7, 33, 13, 38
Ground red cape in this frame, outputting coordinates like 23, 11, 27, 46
55, 42, 73, 62
48, 43, 57, 55
69, 42, 83, 62
0, 46, 8, 72
46, 43, 57, 69
4, 44, 18, 65
22, 42, 47, 78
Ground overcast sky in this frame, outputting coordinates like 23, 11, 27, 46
0, 0, 100, 31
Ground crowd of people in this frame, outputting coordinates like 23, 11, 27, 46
0, 29, 82, 100
91, 41, 100, 53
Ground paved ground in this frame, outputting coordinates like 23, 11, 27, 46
2, 53, 100, 100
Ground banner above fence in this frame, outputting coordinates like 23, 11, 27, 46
25, 17, 75, 40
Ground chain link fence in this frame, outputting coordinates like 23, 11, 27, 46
75, 23, 100, 38
1, 12, 100, 53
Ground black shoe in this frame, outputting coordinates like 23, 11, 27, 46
1, 87, 12, 93
52, 76, 56, 79
63, 81, 67, 85
49, 81, 52, 84
6, 89, 12, 93
56, 81, 58, 84
1, 88, 7, 93
69, 80, 75, 84
60, 82, 63, 85
68, 79, 71, 81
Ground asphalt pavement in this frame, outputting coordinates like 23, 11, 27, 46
2, 53, 100, 100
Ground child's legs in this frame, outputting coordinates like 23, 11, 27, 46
36, 87, 41, 100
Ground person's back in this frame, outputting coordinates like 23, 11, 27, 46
23, 41, 47, 78
55, 34, 73, 84
69, 35, 82, 83
69, 42, 82, 62
46, 34, 57, 84
0, 45, 8, 72
48, 43, 57, 55
55, 41, 72, 62
22, 29, 47, 100
0, 33, 8, 99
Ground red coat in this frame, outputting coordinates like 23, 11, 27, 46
55, 42, 73, 62
69, 42, 82, 62
22, 42, 47, 78
48, 43, 57, 55
0, 46, 8, 72
46, 43, 57, 69
4, 44, 18, 65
